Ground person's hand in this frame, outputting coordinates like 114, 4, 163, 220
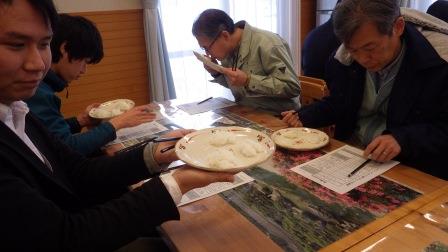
364, 134, 401, 163
77, 103, 101, 128
172, 165, 235, 194
202, 55, 221, 76
281, 110, 302, 127
222, 68, 248, 86
109, 105, 156, 130
154, 129, 195, 164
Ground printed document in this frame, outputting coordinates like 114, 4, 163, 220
291, 145, 399, 194
107, 121, 168, 145
177, 97, 236, 115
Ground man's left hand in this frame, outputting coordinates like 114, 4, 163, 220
364, 134, 401, 163
222, 68, 248, 86
77, 103, 101, 128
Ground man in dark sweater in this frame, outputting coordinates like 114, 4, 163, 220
282, 0, 448, 179
26, 14, 155, 156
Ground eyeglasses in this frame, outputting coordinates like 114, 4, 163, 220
201, 30, 222, 53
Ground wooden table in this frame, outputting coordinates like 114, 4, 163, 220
345, 185, 448, 251
124, 101, 448, 251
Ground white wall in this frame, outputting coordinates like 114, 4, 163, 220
54, 0, 142, 13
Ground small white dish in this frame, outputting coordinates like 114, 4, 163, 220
193, 51, 225, 73
175, 126, 275, 172
272, 127, 329, 151
89, 99, 135, 119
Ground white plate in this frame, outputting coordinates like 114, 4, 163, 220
175, 126, 275, 172
193, 51, 225, 73
272, 127, 329, 151
89, 99, 135, 119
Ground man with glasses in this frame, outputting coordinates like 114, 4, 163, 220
192, 9, 300, 113
282, 0, 448, 179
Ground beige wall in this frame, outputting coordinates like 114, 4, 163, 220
54, 0, 142, 13
56, 9, 150, 117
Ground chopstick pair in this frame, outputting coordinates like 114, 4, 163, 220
116, 136, 182, 154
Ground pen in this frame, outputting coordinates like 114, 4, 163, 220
197, 96, 213, 105
348, 159, 371, 177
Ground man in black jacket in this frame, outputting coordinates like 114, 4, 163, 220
427, 0, 448, 23
282, 0, 448, 179
0, 0, 234, 251
301, 0, 342, 79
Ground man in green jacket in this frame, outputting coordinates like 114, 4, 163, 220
192, 9, 300, 113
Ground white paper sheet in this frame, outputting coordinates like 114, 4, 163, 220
107, 121, 168, 145
177, 172, 254, 206
177, 97, 236, 115
290, 145, 399, 194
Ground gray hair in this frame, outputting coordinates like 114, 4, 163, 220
333, 0, 401, 44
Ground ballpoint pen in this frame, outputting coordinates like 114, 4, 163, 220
348, 159, 371, 177
197, 96, 213, 105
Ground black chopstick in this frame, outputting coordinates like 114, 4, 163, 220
160, 145, 175, 153
197, 97, 213, 105
115, 136, 157, 154
347, 159, 371, 177
115, 137, 182, 154
155, 163, 185, 176
152, 137, 182, 142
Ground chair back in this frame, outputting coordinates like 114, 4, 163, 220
298, 76, 334, 136
299, 76, 329, 106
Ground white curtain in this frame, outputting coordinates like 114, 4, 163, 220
159, 0, 299, 102
142, 0, 176, 102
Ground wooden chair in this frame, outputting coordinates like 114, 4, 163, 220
298, 75, 334, 136
298, 75, 329, 106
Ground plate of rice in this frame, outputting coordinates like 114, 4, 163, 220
175, 127, 275, 172
271, 127, 329, 151
89, 99, 135, 119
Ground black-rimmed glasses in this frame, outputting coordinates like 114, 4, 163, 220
201, 30, 222, 53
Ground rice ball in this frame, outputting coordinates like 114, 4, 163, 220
209, 132, 236, 147
115, 100, 132, 111
239, 142, 257, 157
207, 149, 236, 169
93, 108, 112, 118
238, 140, 264, 157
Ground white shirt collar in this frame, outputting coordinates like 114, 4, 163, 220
0, 101, 29, 122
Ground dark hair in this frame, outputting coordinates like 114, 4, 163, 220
333, 0, 400, 44
0, 0, 58, 32
51, 14, 104, 64
192, 9, 235, 39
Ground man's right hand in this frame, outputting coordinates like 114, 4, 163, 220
281, 110, 303, 127
109, 105, 156, 130
172, 166, 235, 194
203, 55, 220, 77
